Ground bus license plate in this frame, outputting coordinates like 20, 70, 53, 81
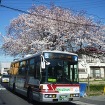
59, 95, 68, 101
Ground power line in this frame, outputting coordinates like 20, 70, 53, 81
1, 0, 105, 22
34, 0, 105, 22
0, 4, 30, 14
0, 4, 100, 28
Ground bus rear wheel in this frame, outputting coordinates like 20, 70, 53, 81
27, 87, 33, 103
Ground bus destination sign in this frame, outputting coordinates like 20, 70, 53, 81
44, 52, 78, 61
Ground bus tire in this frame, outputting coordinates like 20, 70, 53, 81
27, 87, 33, 103
13, 83, 16, 93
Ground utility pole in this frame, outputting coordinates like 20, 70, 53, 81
87, 73, 90, 94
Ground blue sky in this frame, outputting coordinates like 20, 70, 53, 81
0, 0, 105, 62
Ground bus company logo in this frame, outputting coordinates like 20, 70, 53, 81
56, 87, 70, 92
74, 88, 79, 92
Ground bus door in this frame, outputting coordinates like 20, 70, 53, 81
69, 64, 78, 83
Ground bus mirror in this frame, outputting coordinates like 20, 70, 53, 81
41, 61, 45, 69
46, 62, 50, 65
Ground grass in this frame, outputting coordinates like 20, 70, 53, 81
80, 79, 105, 96
86, 84, 105, 96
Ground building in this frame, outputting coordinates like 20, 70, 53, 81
0, 62, 11, 74
78, 54, 105, 79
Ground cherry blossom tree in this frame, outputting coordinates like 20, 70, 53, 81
1, 5, 105, 57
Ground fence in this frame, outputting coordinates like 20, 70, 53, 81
80, 78, 105, 96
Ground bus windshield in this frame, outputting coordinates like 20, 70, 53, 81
40, 52, 78, 84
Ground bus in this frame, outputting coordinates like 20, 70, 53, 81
9, 50, 80, 103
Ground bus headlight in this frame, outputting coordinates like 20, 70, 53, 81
44, 94, 56, 98
70, 94, 79, 97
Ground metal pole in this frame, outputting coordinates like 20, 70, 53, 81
87, 74, 90, 94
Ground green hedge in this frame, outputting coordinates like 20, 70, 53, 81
87, 84, 105, 96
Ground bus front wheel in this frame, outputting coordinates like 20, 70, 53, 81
27, 87, 33, 103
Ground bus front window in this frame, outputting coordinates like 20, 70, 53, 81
40, 58, 78, 84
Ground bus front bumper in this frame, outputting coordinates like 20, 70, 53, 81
39, 93, 80, 103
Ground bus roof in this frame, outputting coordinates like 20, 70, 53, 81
12, 50, 78, 63
43, 50, 78, 56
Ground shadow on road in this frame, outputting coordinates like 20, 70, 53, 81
32, 101, 77, 105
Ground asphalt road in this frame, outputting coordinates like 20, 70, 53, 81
0, 88, 32, 105
0, 89, 76, 105
0, 83, 105, 105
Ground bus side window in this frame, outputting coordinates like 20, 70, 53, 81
28, 58, 35, 76
25, 60, 29, 74
19, 61, 26, 75
33, 56, 41, 79
34, 62, 40, 79
10, 62, 19, 75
